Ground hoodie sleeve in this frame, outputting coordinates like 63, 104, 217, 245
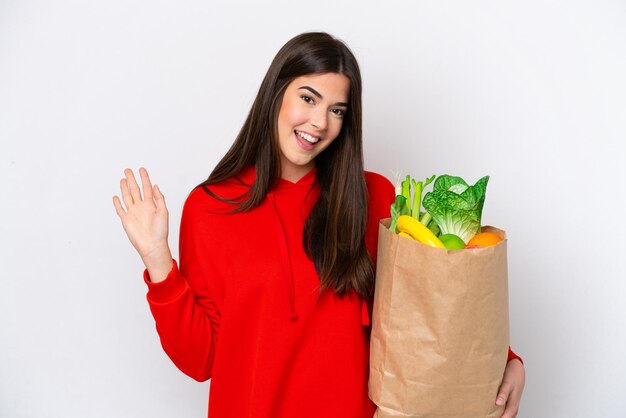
143, 187, 221, 382
507, 347, 523, 365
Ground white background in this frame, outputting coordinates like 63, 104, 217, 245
1, 1, 625, 417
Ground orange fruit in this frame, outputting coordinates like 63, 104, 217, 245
466, 232, 503, 248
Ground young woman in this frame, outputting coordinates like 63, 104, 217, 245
113, 32, 525, 418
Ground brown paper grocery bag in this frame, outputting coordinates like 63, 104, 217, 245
369, 218, 509, 418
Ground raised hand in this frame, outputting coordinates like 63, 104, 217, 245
113, 167, 173, 282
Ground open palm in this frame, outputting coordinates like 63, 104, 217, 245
113, 167, 169, 260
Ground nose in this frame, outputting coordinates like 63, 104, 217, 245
310, 107, 328, 131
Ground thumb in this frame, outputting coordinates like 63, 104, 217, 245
153, 185, 168, 211
496, 382, 511, 406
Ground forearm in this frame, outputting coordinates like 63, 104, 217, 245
144, 260, 218, 381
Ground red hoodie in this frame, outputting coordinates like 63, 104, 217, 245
143, 165, 522, 418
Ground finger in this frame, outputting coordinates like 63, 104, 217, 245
500, 393, 520, 418
112, 195, 126, 218
124, 168, 143, 203
154, 184, 168, 212
120, 178, 133, 209
495, 382, 512, 406
139, 167, 153, 202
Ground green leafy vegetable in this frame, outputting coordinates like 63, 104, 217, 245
389, 195, 410, 233
389, 174, 436, 232
425, 216, 441, 236
411, 175, 435, 220
401, 175, 411, 207
422, 175, 489, 243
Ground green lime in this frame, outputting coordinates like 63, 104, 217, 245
439, 234, 466, 250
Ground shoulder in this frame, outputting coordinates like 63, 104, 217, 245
364, 170, 395, 205
182, 175, 252, 219
364, 170, 395, 196
363, 170, 396, 225
362, 170, 396, 263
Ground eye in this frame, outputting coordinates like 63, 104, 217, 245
300, 95, 314, 104
332, 108, 346, 118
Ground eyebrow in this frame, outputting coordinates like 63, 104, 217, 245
299, 86, 349, 107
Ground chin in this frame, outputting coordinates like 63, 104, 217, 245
287, 155, 314, 167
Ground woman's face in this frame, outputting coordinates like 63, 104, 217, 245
276, 72, 350, 182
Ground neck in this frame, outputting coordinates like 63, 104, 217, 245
280, 164, 315, 183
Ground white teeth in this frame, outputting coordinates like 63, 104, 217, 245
295, 130, 320, 144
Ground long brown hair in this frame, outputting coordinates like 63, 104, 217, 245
194, 32, 374, 300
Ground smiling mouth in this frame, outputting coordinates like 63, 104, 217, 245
294, 130, 320, 144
